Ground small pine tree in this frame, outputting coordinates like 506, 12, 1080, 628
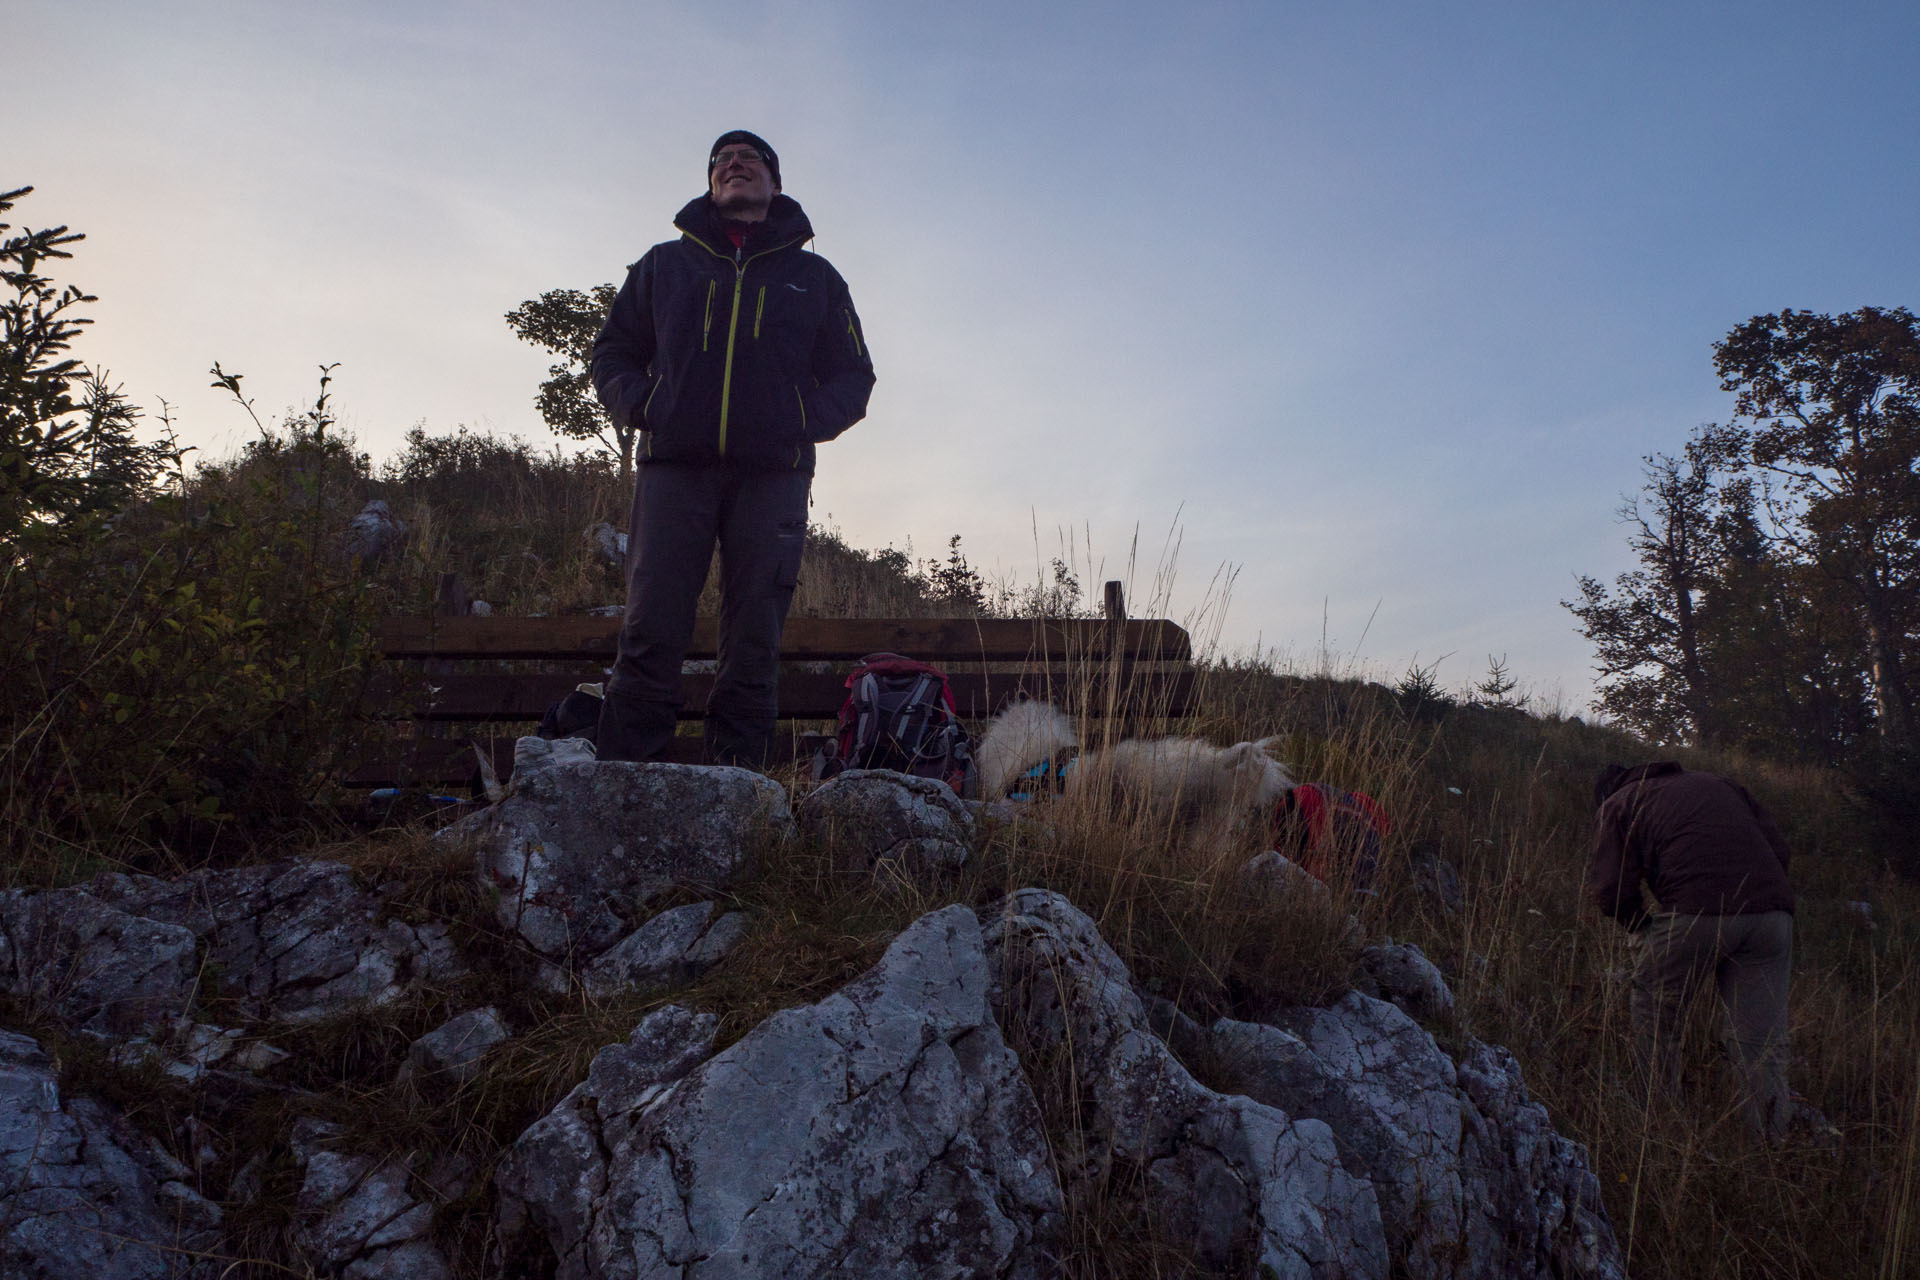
924, 534, 986, 611
1470, 653, 1529, 710
0, 186, 179, 540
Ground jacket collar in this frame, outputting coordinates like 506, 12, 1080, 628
673, 193, 813, 256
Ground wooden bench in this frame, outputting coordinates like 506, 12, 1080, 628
351, 582, 1193, 789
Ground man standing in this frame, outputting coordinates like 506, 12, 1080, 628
1589, 761, 1795, 1139
592, 131, 874, 766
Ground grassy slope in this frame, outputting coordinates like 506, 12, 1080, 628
9, 435, 1917, 1277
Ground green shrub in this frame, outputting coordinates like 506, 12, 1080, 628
0, 425, 382, 875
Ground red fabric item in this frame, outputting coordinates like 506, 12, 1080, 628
1276, 784, 1390, 881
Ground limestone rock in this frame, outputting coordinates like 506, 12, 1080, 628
512, 733, 597, 777
500, 906, 1063, 1279
1409, 850, 1466, 914
494, 1005, 719, 1270
291, 1118, 451, 1280
1210, 992, 1624, 1279
1356, 938, 1455, 1022
586, 521, 628, 567
403, 1007, 511, 1088
110, 1022, 290, 1084
451, 761, 787, 962
0, 1030, 221, 1278
578, 902, 748, 997
344, 499, 407, 562
1455, 1041, 1624, 1279
0, 888, 200, 1035
796, 769, 971, 876
983, 888, 1388, 1278
1244, 850, 1334, 907
95, 860, 464, 1025
2, 860, 463, 1034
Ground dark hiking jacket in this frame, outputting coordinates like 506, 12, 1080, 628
591, 193, 875, 472
1589, 762, 1795, 929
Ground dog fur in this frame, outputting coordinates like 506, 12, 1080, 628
977, 699, 1294, 822
976, 699, 1082, 798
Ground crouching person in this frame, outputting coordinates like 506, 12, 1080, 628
1589, 761, 1795, 1140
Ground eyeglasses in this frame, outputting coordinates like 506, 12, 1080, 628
710, 148, 765, 169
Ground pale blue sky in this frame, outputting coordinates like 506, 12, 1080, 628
16, 1, 1920, 709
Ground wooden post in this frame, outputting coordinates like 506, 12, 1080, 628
434, 572, 470, 618
1101, 580, 1125, 728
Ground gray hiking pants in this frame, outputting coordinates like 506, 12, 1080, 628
1630, 909, 1793, 1139
596, 461, 809, 767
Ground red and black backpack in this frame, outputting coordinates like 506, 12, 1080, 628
1275, 783, 1390, 894
817, 652, 974, 796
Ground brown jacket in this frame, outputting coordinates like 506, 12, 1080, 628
1589, 762, 1794, 929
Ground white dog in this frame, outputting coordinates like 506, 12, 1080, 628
976, 699, 1294, 823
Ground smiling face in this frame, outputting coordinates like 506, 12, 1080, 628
709, 145, 776, 222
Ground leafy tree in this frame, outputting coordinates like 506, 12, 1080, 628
1696, 541, 1874, 763
1564, 430, 1740, 743
1714, 307, 1920, 751
504, 284, 631, 481
1, 186, 178, 541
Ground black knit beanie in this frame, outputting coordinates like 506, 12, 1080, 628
709, 130, 780, 190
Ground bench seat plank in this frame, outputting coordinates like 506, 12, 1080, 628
370, 667, 1195, 722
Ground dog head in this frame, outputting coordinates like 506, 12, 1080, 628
1223, 737, 1297, 812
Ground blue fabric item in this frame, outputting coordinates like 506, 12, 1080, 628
1007, 756, 1075, 803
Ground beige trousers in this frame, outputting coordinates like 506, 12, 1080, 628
1630, 910, 1793, 1139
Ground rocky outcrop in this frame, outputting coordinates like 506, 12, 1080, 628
579, 901, 749, 998
1, 1031, 222, 1279
1, 861, 464, 1034
402, 1007, 512, 1088
1210, 993, 1622, 1279
452, 761, 788, 964
795, 769, 972, 880
290, 1118, 459, 1280
344, 499, 407, 562
498, 907, 1064, 1279
1356, 938, 1455, 1022
983, 889, 1389, 1279
0, 751, 1628, 1279
0, 889, 201, 1035
494, 1005, 721, 1275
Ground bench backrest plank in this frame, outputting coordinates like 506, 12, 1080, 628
377, 615, 1192, 663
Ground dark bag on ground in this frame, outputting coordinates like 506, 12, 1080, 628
815, 652, 974, 796
537, 688, 603, 745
